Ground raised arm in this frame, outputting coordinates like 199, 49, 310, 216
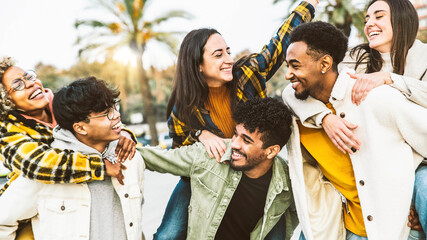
236, 1, 316, 86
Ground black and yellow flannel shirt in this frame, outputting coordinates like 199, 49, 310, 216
168, 1, 315, 148
0, 111, 105, 195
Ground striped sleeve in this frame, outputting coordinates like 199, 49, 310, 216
239, 1, 315, 94
0, 123, 105, 191
167, 111, 197, 148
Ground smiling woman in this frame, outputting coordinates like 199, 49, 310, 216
157, 1, 319, 239
0, 56, 137, 197
0, 56, 139, 238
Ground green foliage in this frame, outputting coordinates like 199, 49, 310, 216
418, 30, 427, 43
75, 0, 191, 144
35, 63, 73, 92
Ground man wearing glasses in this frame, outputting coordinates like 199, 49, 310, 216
0, 57, 137, 238
0, 77, 145, 240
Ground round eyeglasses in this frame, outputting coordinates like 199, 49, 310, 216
87, 101, 121, 120
8, 70, 37, 93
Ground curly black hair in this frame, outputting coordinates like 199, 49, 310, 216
232, 97, 292, 149
53, 76, 119, 132
289, 21, 348, 72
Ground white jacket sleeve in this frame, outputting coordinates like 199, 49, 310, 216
282, 84, 331, 128
0, 177, 41, 240
390, 73, 427, 108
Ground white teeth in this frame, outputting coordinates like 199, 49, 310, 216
369, 32, 380, 37
112, 122, 122, 129
232, 151, 242, 157
29, 89, 42, 99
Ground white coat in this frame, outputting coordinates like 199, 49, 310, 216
0, 130, 145, 240
284, 67, 427, 240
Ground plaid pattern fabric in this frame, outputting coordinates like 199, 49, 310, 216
0, 111, 105, 195
168, 2, 315, 148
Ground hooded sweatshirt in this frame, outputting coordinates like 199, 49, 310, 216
51, 127, 127, 240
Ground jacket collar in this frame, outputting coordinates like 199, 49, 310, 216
270, 156, 290, 193
328, 67, 355, 104
220, 142, 289, 193
52, 126, 118, 163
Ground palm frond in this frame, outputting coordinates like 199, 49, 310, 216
151, 32, 179, 55
75, 20, 110, 29
150, 10, 193, 25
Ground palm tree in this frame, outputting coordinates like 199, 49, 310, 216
75, 0, 191, 145
274, 0, 366, 38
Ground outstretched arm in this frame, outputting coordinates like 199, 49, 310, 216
138, 143, 208, 177
238, 1, 316, 87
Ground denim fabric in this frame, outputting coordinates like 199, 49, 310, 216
409, 229, 427, 240
153, 178, 191, 240
346, 230, 367, 240
298, 231, 306, 240
298, 229, 367, 240
411, 165, 427, 240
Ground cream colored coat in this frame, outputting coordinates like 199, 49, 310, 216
284, 67, 427, 240
290, 40, 427, 127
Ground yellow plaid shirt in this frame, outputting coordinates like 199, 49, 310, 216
0, 111, 105, 195
168, 1, 315, 148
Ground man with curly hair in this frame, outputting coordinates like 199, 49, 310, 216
138, 97, 298, 240
282, 21, 427, 239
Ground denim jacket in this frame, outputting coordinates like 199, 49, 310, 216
138, 142, 298, 240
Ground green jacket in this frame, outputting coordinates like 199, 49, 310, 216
138, 142, 298, 240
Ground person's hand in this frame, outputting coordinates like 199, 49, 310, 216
115, 131, 136, 163
198, 130, 227, 162
348, 72, 392, 105
306, 0, 319, 8
408, 208, 423, 230
105, 160, 127, 185
322, 114, 361, 154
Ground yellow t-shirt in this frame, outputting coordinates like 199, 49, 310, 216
298, 103, 366, 237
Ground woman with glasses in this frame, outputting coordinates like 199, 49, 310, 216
0, 57, 136, 238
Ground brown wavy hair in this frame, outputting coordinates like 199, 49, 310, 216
350, 0, 419, 75
0, 56, 16, 120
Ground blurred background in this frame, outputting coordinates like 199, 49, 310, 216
0, 0, 426, 238
0, 0, 426, 145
